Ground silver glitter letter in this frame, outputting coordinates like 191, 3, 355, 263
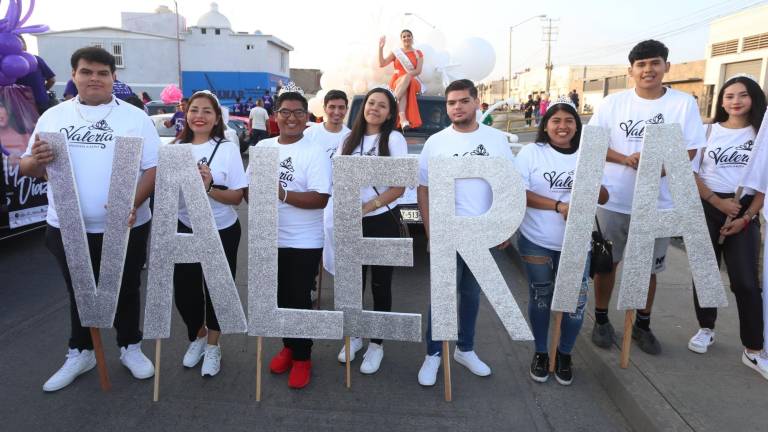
144, 145, 247, 339
43, 132, 143, 327
552, 126, 610, 312
247, 147, 343, 339
333, 156, 421, 342
617, 124, 727, 309
428, 157, 533, 341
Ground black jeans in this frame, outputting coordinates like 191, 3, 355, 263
173, 220, 241, 342
278, 247, 323, 360
693, 194, 764, 350
45, 223, 148, 350
362, 211, 400, 344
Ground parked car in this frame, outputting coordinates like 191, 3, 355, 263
346, 95, 518, 229
150, 113, 241, 150
145, 101, 178, 116
228, 116, 250, 152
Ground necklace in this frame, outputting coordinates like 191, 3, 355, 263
75, 100, 115, 125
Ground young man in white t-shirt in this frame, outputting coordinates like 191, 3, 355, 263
257, 91, 332, 390
588, 40, 706, 355
20, 47, 160, 391
416, 79, 515, 386
248, 99, 269, 145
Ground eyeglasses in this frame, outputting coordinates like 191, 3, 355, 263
277, 108, 308, 119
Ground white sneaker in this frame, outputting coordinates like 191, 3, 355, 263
453, 349, 491, 376
201, 344, 221, 377
688, 328, 715, 354
742, 350, 768, 380
336, 337, 363, 363
42, 348, 96, 392
183, 337, 207, 368
120, 342, 155, 379
360, 343, 384, 374
418, 354, 441, 386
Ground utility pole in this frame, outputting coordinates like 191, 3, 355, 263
174, 0, 182, 91
541, 18, 559, 95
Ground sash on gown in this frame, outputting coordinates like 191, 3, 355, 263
393, 48, 425, 94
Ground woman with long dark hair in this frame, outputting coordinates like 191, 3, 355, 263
515, 98, 608, 385
173, 90, 247, 377
688, 74, 768, 380
334, 87, 407, 374
378, 29, 424, 129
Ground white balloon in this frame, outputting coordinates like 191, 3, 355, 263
434, 50, 450, 68
308, 97, 325, 118
448, 37, 496, 82
352, 79, 368, 95
422, 29, 447, 52
415, 43, 438, 84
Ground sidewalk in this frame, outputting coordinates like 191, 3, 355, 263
507, 240, 768, 431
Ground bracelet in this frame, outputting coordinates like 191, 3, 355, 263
703, 192, 715, 202
206, 182, 214, 194
554, 200, 561, 213
282, 189, 289, 203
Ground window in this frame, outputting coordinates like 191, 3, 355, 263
280, 52, 287, 72
201, 28, 207, 34
743, 33, 768, 52
112, 43, 124, 68
711, 39, 738, 57
215, 29, 220, 35
90, 42, 104, 49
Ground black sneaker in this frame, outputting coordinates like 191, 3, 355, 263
591, 320, 616, 349
529, 352, 549, 383
632, 324, 662, 355
554, 351, 573, 386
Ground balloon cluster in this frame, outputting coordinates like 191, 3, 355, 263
0, 0, 49, 86
307, 28, 496, 118
160, 84, 183, 104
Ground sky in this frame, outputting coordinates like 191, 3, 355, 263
19, 0, 768, 82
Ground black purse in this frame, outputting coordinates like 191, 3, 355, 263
590, 216, 613, 279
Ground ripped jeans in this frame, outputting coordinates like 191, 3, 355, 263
517, 234, 589, 354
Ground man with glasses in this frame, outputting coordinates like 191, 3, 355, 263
256, 91, 332, 389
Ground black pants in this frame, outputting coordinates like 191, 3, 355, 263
362, 211, 399, 344
278, 247, 322, 360
693, 194, 764, 350
173, 220, 241, 342
250, 129, 268, 145
45, 223, 148, 350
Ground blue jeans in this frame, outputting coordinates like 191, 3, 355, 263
425, 255, 481, 355
517, 234, 589, 354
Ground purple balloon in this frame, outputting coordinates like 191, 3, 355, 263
0, 33, 22, 56
0, 70, 15, 86
20, 52, 37, 72
1, 54, 30, 78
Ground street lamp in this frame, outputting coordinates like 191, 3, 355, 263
404, 12, 437, 29
508, 14, 546, 101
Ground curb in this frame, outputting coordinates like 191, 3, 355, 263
505, 245, 693, 432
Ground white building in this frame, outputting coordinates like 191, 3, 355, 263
35, 3, 292, 104
704, 4, 768, 117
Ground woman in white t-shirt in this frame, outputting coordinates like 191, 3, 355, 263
332, 88, 407, 374
172, 91, 248, 377
688, 75, 768, 378
514, 98, 608, 386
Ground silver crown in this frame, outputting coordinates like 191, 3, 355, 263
278, 81, 304, 96
725, 73, 758, 84
547, 96, 576, 112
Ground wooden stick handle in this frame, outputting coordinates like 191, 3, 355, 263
89, 327, 111, 392
153, 339, 161, 402
345, 336, 351, 389
620, 310, 634, 369
442, 341, 452, 402
549, 312, 563, 373
256, 336, 263, 402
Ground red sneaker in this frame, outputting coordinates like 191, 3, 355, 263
288, 360, 311, 389
269, 347, 293, 374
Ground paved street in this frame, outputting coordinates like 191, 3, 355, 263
1, 206, 630, 432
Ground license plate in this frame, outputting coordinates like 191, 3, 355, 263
400, 208, 422, 223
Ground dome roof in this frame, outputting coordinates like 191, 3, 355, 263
196, 2, 231, 29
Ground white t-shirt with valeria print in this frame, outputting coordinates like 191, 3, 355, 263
256, 136, 332, 248
588, 88, 705, 214
24, 96, 160, 233
418, 124, 514, 217
693, 123, 756, 194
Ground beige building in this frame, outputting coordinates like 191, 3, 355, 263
704, 4, 768, 118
